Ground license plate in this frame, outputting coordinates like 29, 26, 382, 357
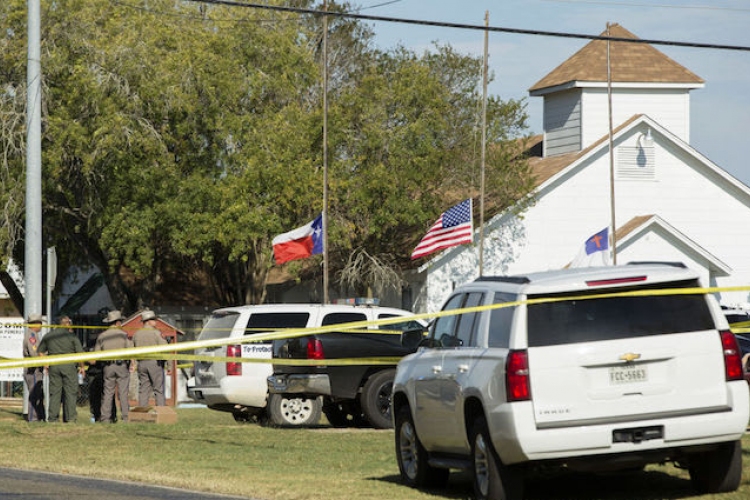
609, 364, 648, 384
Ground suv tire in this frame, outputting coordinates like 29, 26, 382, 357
688, 440, 742, 493
471, 416, 523, 500
361, 369, 396, 429
395, 406, 449, 489
267, 394, 322, 427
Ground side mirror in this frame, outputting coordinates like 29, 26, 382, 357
401, 327, 427, 349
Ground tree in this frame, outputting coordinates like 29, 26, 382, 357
326, 44, 532, 295
0, 0, 533, 311
11, 0, 325, 310
0, 1, 29, 282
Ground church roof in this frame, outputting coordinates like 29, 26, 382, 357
529, 24, 704, 93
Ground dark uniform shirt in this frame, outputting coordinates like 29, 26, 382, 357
38, 328, 84, 356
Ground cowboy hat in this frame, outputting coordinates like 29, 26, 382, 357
141, 310, 157, 322
103, 310, 123, 324
27, 313, 43, 324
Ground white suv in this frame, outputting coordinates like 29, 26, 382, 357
189, 303, 417, 426
392, 263, 749, 499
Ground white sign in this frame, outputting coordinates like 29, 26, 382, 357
0, 317, 24, 381
242, 344, 273, 358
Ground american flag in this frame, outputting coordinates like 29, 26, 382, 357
411, 199, 474, 260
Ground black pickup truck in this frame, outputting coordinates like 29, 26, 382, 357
268, 311, 426, 429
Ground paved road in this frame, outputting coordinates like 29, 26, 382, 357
0, 467, 252, 500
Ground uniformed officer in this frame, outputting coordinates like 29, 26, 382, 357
132, 310, 167, 406
22, 314, 45, 422
94, 310, 134, 422
37, 316, 85, 422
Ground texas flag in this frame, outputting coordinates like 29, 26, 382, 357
570, 227, 611, 268
272, 214, 324, 265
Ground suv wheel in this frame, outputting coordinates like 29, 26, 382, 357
395, 406, 449, 489
471, 416, 523, 500
267, 394, 322, 427
688, 440, 742, 493
361, 369, 396, 429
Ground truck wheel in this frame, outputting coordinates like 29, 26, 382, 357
267, 394, 322, 427
361, 369, 396, 429
471, 416, 523, 500
395, 406, 449, 489
689, 440, 742, 493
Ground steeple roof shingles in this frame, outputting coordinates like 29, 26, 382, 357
529, 24, 704, 92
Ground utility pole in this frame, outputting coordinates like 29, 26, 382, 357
24, 0, 43, 419
479, 11, 489, 276
322, 0, 330, 304
606, 23, 617, 265
26, 0, 43, 320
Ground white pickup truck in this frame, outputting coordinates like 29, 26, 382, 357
392, 263, 749, 500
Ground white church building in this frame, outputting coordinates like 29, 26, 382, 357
410, 24, 750, 314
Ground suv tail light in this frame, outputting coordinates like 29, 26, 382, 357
226, 345, 242, 376
307, 338, 325, 360
506, 349, 531, 402
720, 330, 744, 381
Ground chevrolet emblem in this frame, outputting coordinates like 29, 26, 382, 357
619, 352, 641, 363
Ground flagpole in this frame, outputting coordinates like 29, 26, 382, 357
322, 0, 330, 304
606, 22, 617, 265
478, 11, 489, 277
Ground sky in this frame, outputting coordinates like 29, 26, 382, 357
354, 0, 750, 186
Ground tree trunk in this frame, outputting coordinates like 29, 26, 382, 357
0, 270, 24, 315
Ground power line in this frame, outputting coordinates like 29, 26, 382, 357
110, 0, 403, 28
185, 0, 750, 52
358, 0, 403, 11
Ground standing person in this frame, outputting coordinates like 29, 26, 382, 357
85, 356, 105, 422
37, 316, 85, 422
94, 310, 134, 423
86, 343, 117, 422
132, 310, 167, 406
22, 314, 45, 422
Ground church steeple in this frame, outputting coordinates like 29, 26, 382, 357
529, 24, 704, 157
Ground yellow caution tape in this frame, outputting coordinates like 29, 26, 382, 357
141, 353, 403, 366
6, 284, 750, 370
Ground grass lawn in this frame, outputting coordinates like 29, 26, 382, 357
0, 404, 748, 500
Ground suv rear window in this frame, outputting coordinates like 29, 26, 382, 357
197, 312, 241, 341
527, 279, 715, 347
245, 312, 310, 334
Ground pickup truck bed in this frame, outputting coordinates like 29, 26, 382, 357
269, 322, 423, 429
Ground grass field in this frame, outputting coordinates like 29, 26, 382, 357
0, 404, 748, 500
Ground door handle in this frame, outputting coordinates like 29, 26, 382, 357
432, 365, 442, 374
458, 364, 469, 373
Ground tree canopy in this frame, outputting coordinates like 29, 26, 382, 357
0, 0, 532, 313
